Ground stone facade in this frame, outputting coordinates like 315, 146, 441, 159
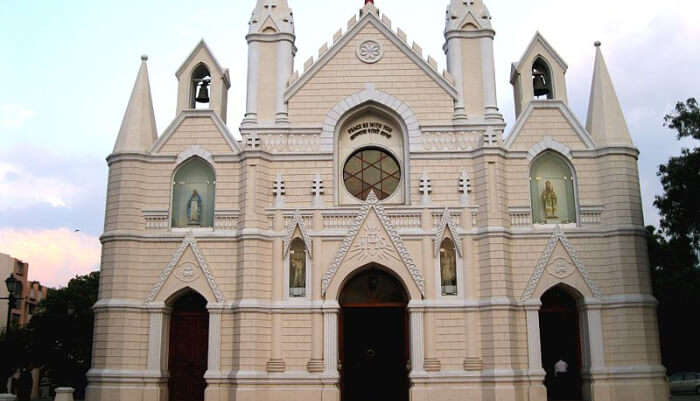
87, 1, 668, 400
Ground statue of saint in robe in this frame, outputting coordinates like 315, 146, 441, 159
541, 180, 558, 219
187, 190, 202, 225
440, 245, 457, 295
290, 247, 306, 297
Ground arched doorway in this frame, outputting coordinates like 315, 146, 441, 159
540, 285, 583, 401
168, 291, 209, 401
339, 267, 409, 401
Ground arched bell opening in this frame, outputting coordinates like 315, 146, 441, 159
539, 284, 584, 401
532, 57, 554, 100
190, 63, 212, 109
338, 266, 410, 401
167, 290, 209, 401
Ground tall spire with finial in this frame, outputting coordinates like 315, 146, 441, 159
586, 41, 634, 147
113, 55, 157, 154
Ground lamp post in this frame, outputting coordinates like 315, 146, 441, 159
2, 275, 23, 331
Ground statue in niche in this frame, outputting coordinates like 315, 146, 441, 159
541, 180, 558, 219
440, 245, 457, 295
187, 190, 202, 225
289, 244, 306, 296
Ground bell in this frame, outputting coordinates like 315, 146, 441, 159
195, 79, 210, 104
533, 70, 550, 97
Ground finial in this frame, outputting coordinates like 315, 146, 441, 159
594, 41, 601, 47
141, 55, 149, 61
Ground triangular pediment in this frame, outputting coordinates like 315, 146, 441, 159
511, 32, 568, 84
285, 11, 457, 102
283, 210, 313, 258
259, 15, 280, 33
151, 110, 241, 155
176, 40, 229, 86
505, 101, 595, 151
321, 192, 425, 296
521, 226, 600, 302
434, 208, 463, 257
146, 233, 224, 304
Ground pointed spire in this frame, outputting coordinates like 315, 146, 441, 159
249, 0, 294, 35
445, 0, 492, 32
113, 56, 157, 154
586, 42, 634, 147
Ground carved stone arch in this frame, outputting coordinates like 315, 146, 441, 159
434, 208, 463, 257
176, 145, 215, 167
283, 210, 313, 259
520, 226, 600, 303
320, 83, 422, 152
322, 192, 424, 300
145, 233, 224, 304
527, 136, 573, 162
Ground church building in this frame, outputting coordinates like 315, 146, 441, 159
87, 1, 668, 400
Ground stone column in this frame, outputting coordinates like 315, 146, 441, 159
408, 306, 425, 374
461, 208, 482, 370
205, 305, 227, 401
323, 304, 340, 376
445, 37, 466, 120
243, 41, 259, 125
267, 211, 285, 373
525, 300, 547, 401
421, 209, 440, 372
145, 305, 170, 401
308, 211, 325, 373
480, 35, 500, 119
275, 40, 293, 123
581, 299, 611, 401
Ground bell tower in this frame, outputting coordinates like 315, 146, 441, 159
243, 0, 296, 125
443, 0, 501, 121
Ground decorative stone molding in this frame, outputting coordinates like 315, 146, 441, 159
176, 145, 214, 166
419, 172, 432, 205
321, 191, 425, 296
458, 170, 472, 205
266, 359, 286, 373
283, 210, 313, 259
357, 40, 383, 63
509, 207, 532, 227
214, 210, 240, 230
312, 173, 325, 208
145, 232, 224, 303
520, 226, 601, 302
434, 208, 463, 257
320, 84, 423, 152
273, 174, 285, 209
527, 136, 573, 162
259, 134, 321, 153
422, 131, 482, 151
143, 210, 169, 230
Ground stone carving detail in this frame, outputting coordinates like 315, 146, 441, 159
174, 262, 200, 283
145, 232, 224, 303
321, 191, 425, 296
434, 208, 463, 257
357, 40, 383, 64
422, 131, 481, 151
176, 145, 214, 166
520, 225, 601, 301
548, 257, 575, 279
260, 134, 321, 153
348, 223, 396, 263
283, 210, 313, 259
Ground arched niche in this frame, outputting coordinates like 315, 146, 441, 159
529, 151, 578, 225
288, 238, 308, 298
532, 57, 554, 100
336, 103, 409, 205
190, 63, 212, 109
171, 157, 216, 228
439, 238, 458, 296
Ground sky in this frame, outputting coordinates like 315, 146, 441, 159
0, 0, 698, 288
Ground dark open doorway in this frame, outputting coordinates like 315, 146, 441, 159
540, 285, 583, 401
168, 291, 209, 401
339, 267, 409, 401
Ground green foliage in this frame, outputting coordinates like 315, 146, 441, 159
0, 272, 100, 397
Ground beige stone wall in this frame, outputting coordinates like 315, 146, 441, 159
287, 24, 454, 126
92, 310, 149, 370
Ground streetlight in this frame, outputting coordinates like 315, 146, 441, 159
2, 275, 23, 331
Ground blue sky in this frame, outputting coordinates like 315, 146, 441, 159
0, 0, 698, 287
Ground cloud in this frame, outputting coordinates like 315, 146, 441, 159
0, 161, 85, 210
0, 104, 35, 130
0, 228, 100, 288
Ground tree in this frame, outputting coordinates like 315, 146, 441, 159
648, 98, 700, 374
25, 272, 100, 398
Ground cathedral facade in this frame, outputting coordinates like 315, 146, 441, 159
87, 1, 669, 400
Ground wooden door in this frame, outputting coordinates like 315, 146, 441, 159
168, 292, 209, 401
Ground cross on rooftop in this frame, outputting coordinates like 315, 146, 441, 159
247, 134, 261, 149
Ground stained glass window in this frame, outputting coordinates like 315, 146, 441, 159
172, 157, 215, 228
440, 238, 457, 296
343, 148, 400, 201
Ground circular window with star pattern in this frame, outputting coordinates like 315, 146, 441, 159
343, 147, 401, 201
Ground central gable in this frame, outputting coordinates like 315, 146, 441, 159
286, 13, 456, 126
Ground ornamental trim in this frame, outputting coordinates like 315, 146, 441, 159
520, 225, 601, 302
283, 210, 313, 259
434, 208, 463, 257
145, 232, 224, 304
321, 191, 425, 297
357, 40, 383, 64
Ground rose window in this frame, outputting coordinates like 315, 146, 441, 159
343, 148, 400, 201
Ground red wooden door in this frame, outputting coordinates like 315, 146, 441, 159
168, 293, 209, 401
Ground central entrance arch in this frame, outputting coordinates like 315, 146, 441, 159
339, 267, 410, 401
